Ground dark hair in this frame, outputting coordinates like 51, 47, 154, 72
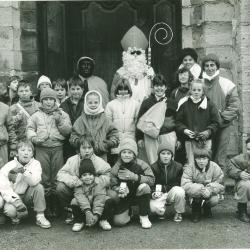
194, 148, 211, 159
152, 74, 167, 87
68, 76, 84, 89
175, 67, 194, 86
17, 80, 32, 91
246, 137, 250, 145
52, 78, 68, 92
114, 78, 132, 97
17, 140, 34, 154
78, 134, 95, 149
180, 48, 198, 63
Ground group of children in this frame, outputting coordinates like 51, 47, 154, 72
0, 47, 244, 232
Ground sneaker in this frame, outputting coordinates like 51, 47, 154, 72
72, 223, 84, 232
36, 214, 51, 229
173, 213, 182, 222
99, 220, 112, 231
11, 217, 20, 225
139, 215, 152, 229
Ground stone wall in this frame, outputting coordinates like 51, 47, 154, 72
182, 0, 250, 154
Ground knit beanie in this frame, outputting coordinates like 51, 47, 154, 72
201, 53, 220, 70
193, 148, 212, 159
118, 138, 138, 156
79, 158, 96, 177
157, 141, 175, 156
37, 75, 52, 88
40, 88, 57, 102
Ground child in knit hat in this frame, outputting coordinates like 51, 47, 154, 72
71, 158, 114, 232
110, 138, 155, 229
0, 140, 51, 228
150, 141, 185, 222
70, 90, 119, 161
27, 88, 72, 217
35, 75, 52, 102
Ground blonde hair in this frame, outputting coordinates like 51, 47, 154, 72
190, 79, 205, 93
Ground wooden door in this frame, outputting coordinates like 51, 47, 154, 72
38, 0, 181, 88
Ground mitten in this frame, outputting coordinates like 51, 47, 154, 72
12, 198, 28, 219
85, 210, 94, 226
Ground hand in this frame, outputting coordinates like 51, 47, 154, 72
176, 141, 181, 150
118, 169, 138, 181
14, 112, 23, 122
9, 150, 17, 158
103, 139, 116, 150
73, 178, 82, 187
152, 191, 163, 200
91, 214, 99, 225
184, 129, 195, 139
138, 140, 144, 148
201, 187, 211, 198
198, 130, 211, 140
53, 110, 62, 123
31, 136, 47, 145
85, 210, 94, 226
240, 171, 250, 181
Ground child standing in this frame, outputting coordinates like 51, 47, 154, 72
71, 158, 114, 232
176, 79, 220, 165
105, 78, 140, 166
35, 75, 52, 102
110, 138, 155, 229
178, 48, 201, 79
52, 78, 68, 106
9, 80, 40, 142
27, 88, 72, 215
70, 90, 119, 160
0, 140, 51, 228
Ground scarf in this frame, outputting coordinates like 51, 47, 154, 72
202, 70, 220, 81
84, 90, 104, 115
39, 105, 59, 115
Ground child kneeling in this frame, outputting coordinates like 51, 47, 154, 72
110, 138, 155, 229
71, 159, 114, 232
0, 140, 51, 228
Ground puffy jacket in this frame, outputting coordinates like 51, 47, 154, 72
105, 97, 139, 153
203, 75, 239, 127
70, 112, 119, 156
57, 154, 111, 188
0, 102, 16, 149
181, 161, 224, 197
0, 157, 42, 195
27, 108, 72, 147
227, 153, 250, 181
73, 178, 108, 216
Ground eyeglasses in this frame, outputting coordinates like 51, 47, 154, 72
130, 50, 142, 55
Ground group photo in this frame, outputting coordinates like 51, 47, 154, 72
0, 0, 250, 249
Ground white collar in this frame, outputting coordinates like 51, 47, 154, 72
202, 70, 220, 81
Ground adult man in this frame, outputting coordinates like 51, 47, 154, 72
76, 56, 109, 107
201, 54, 239, 170
110, 25, 154, 104
227, 138, 250, 222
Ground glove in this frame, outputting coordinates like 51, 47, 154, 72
53, 110, 62, 124
201, 187, 211, 199
103, 140, 116, 150
118, 169, 138, 182
85, 210, 94, 226
197, 130, 211, 140
12, 198, 28, 219
31, 136, 46, 145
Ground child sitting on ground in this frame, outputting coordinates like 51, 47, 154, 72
52, 78, 68, 106
0, 140, 51, 228
70, 90, 119, 161
71, 158, 114, 232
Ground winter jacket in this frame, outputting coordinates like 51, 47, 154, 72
9, 100, 40, 141
105, 97, 140, 153
74, 178, 108, 216
151, 160, 183, 192
60, 96, 86, 124
110, 158, 155, 191
136, 94, 177, 141
70, 112, 119, 156
27, 108, 72, 148
56, 154, 111, 188
203, 75, 239, 127
0, 157, 42, 195
170, 87, 189, 104
227, 153, 250, 181
176, 96, 220, 140
181, 161, 224, 197
0, 102, 16, 150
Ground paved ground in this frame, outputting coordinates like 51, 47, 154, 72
0, 194, 250, 250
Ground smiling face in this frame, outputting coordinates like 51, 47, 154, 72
190, 82, 203, 100
204, 60, 217, 77
80, 172, 95, 185
182, 55, 195, 70
42, 97, 55, 109
54, 85, 66, 100
17, 85, 32, 102
69, 85, 83, 101
153, 84, 167, 98
120, 149, 134, 163
195, 156, 209, 169
178, 71, 189, 86
18, 145, 33, 164
86, 93, 100, 110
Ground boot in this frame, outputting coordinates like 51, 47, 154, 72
203, 202, 212, 218
191, 198, 202, 223
237, 203, 250, 222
